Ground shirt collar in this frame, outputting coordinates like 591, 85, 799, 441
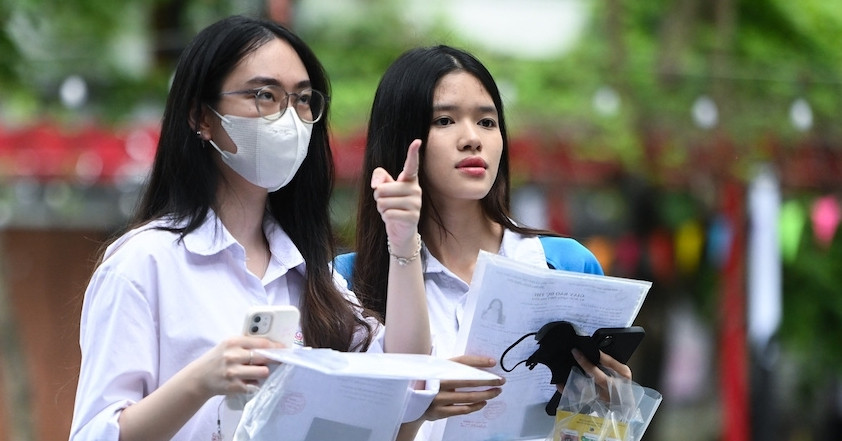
180, 210, 305, 273
500, 228, 547, 266
422, 228, 547, 276
421, 242, 441, 275
263, 215, 305, 272
181, 210, 237, 257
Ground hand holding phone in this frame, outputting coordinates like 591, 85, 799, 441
242, 305, 300, 348
591, 326, 645, 364
226, 305, 300, 412
536, 324, 645, 416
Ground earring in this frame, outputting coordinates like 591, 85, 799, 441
196, 130, 202, 138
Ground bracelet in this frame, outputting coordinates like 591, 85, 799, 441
387, 233, 422, 266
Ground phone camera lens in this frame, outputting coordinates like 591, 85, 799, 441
250, 325, 259, 333
253, 316, 262, 323
599, 335, 613, 348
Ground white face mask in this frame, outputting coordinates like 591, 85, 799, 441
208, 108, 312, 192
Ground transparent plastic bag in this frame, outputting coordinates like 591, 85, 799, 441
232, 362, 295, 441
547, 367, 662, 441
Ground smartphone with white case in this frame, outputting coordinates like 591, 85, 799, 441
227, 306, 300, 413
242, 305, 300, 348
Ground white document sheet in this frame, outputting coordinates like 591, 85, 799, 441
234, 349, 501, 441
433, 251, 652, 441
258, 348, 502, 381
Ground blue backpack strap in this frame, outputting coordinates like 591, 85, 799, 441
539, 236, 604, 276
333, 252, 357, 289
335, 238, 603, 289
537, 235, 605, 417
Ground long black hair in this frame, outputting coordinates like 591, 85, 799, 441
124, 15, 374, 350
353, 45, 560, 318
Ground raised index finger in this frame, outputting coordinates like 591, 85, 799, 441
397, 139, 422, 182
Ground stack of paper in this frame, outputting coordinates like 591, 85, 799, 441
432, 251, 652, 441
234, 349, 501, 441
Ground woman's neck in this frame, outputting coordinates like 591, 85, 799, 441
422, 202, 504, 284
215, 182, 271, 277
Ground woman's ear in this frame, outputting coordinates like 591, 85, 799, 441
189, 104, 214, 140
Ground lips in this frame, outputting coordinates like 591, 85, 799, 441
455, 157, 488, 178
456, 157, 488, 169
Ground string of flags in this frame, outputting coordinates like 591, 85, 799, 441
583, 194, 840, 277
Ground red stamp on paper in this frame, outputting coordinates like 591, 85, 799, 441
278, 392, 306, 415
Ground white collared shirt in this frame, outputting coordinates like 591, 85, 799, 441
69, 211, 386, 441
422, 229, 547, 359
417, 229, 600, 441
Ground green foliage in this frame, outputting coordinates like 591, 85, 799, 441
781, 216, 842, 373
0, 28, 19, 88
2, 0, 839, 141
0, 0, 840, 426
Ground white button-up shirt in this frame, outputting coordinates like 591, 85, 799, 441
69, 212, 386, 441
423, 229, 549, 359
416, 229, 601, 441
330, 229, 603, 441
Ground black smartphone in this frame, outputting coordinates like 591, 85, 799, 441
591, 326, 645, 364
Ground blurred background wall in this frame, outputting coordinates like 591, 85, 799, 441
1, 0, 841, 439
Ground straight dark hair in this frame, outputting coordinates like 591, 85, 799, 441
353, 45, 559, 318
112, 15, 374, 350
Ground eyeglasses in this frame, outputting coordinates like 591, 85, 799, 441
219, 85, 328, 123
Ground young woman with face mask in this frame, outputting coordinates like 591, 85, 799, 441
335, 45, 630, 440
69, 16, 429, 441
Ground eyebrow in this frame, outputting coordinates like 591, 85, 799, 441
243, 76, 312, 90
433, 103, 497, 114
